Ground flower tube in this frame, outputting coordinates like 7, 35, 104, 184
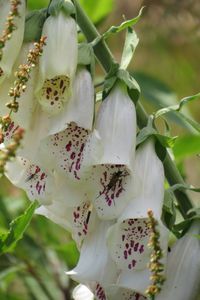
0, 0, 26, 84
35, 11, 78, 114
82, 83, 137, 220
156, 221, 200, 300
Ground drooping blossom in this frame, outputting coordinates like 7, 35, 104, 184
35, 10, 78, 114
82, 83, 137, 220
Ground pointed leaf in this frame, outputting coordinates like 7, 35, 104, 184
102, 7, 144, 39
121, 28, 139, 70
0, 201, 38, 255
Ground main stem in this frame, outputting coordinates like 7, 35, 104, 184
73, 0, 193, 218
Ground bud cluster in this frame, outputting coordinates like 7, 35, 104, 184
146, 210, 165, 299
0, 0, 21, 62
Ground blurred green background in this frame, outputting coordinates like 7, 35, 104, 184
0, 0, 200, 299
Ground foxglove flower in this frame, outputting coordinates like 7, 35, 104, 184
156, 221, 200, 300
35, 11, 78, 114
37, 68, 96, 185
82, 83, 137, 220
106, 139, 168, 284
0, 0, 26, 84
67, 220, 119, 285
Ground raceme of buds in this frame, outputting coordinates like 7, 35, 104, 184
0, 0, 26, 84
0, 43, 38, 131
156, 221, 200, 300
35, 11, 78, 115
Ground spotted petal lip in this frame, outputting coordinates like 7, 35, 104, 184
5, 157, 55, 205
0, 0, 26, 84
35, 11, 78, 114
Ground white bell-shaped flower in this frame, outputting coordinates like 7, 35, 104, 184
107, 139, 168, 272
82, 83, 137, 220
37, 68, 96, 184
35, 11, 78, 114
156, 221, 200, 300
0, 0, 26, 84
67, 220, 119, 287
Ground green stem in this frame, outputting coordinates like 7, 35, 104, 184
73, 0, 193, 218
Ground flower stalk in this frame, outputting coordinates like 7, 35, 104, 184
0, 127, 24, 175
145, 210, 165, 300
0, 0, 22, 62
1, 36, 46, 131
72, 0, 193, 219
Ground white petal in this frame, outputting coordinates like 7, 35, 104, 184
0, 0, 26, 83
36, 193, 97, 247
5, 157, 54, 205
119, 138, 165, 221
67, 220, 118, 285
72, 284, 94, 300
35, 12, 78, 114
107, 219, 168, 271
106, 286, 147, 300
117, 269, 151, 294
48, 68, 94, 135
156, 221, 200, 300
95, 84, 136, 167
38, 122, 91, 182
85, 164, 134, 220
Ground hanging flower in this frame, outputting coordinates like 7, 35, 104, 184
82, 83, 137, 220
72, 284, 94, 300
106, 139, 168, 290
37, 68, 96, 184
0, 0, 26, 84
35, 11, 78, 114
156, 221, 200, 300
67, 219, 119, 290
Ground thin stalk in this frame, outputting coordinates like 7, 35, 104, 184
73, 0, 194, 218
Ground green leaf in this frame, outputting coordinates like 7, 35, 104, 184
120, 28, 139, 70
173, 135, 200, 161
102, 7, 144, 39
117, 69, 140, 103
136, 125, 177, 148
134, 72, 197, 133
102, 63, 119, 98
0, 201, 38, 255
24, 9, 47, 42
162, 190, 176, 230
169, 183, 200, 193
154, 92, 200, 131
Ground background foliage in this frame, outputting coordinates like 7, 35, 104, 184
0, 0, 200, 299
